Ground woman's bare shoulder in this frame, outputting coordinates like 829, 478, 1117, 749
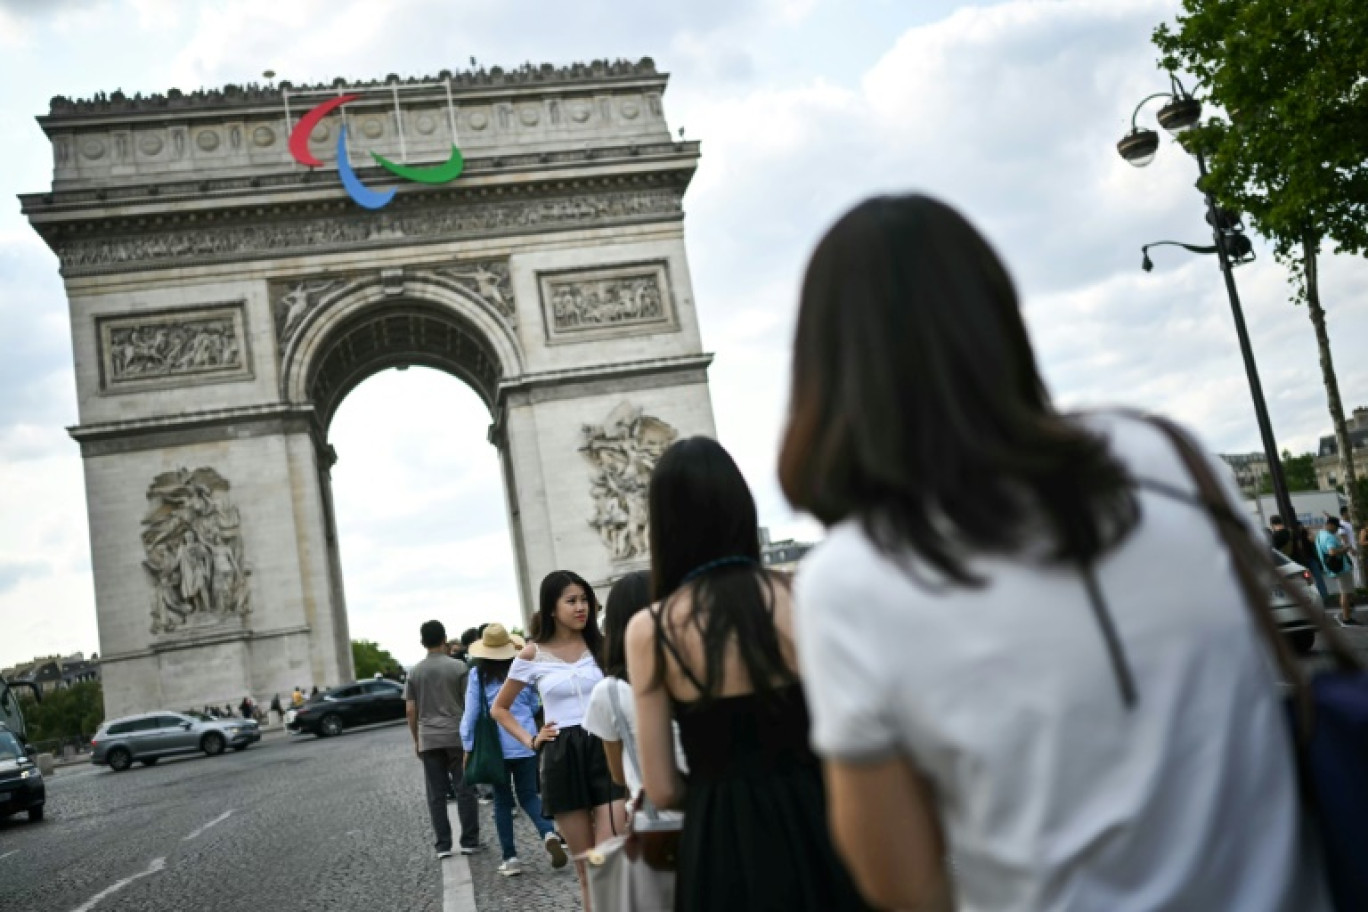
516, 643, 538, 661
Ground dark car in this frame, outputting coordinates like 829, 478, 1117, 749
288, 679, 406, 738
0, 723, 45, 822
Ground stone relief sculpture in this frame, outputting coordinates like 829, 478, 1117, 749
580, 403, 678, 561
274, 279, 351, 346
141, 467, 251, 635
431, 260, 515, 322
57, 186, 683, 273
108, 317, 242, 382
549, 274, 663, 330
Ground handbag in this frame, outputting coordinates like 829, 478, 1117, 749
584, 681, 682, 911
1142, 414, 1368, 911
463, 670, 507, 787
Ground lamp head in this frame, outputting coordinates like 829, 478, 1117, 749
1117, 128, 1160, 167
1141, 250, 1154, 272
1157, 95, 1202, 134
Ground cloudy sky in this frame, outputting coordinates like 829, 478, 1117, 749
2, 0, 1364, 673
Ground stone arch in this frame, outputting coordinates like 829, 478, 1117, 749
283, 278, 523, 427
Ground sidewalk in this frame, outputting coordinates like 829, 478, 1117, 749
466, 797, 581, 911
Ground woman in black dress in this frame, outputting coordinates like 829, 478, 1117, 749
625, 436, 869, 912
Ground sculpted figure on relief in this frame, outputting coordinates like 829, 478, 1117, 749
141, 467, 251, 635
580, 403, 678, 561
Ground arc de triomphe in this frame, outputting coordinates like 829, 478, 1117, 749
21, 60, 716, 718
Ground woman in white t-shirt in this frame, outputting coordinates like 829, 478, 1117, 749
778, 194, 1330, 911
582, 569, 687, 823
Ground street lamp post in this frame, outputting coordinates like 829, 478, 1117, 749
1118, 75, 1298, 531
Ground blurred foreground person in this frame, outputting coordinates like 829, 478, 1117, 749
780, 194, 1330, 911
626, 436, 869, 912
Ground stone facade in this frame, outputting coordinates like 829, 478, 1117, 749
24, 62, 716, 720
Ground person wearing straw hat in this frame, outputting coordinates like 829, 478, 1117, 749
462, 623, 565, 877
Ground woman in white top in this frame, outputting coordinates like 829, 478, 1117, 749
779, 194, 1330, 911
582, 570, 687, 819
492, 570, 627, 909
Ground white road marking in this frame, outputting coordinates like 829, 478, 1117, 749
68, 856, 166, 912
0, 849, 18, 861
442, 853, 477, 912
183, 809, 235, 841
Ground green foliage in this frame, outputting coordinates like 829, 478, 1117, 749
18, 681, 104, 742
351, 639, 402, 679
1153, 0, 1368, 288
1257, 451, 1319, 493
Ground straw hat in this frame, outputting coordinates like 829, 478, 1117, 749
468, 623, 520, 660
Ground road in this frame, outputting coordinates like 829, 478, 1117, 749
0, 722, 445, 912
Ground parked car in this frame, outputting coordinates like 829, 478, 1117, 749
288, 679, 406, 737
0, 722, 45, 822
90, 711, 260, 772
1270, 549, 1320, 655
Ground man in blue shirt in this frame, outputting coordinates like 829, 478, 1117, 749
1316, 516, 1355, 625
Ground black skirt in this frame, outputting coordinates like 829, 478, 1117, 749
539, 724, 627, 816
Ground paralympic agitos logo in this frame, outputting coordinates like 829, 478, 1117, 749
288, 94, 464, 210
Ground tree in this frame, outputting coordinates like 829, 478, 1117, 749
18, 681, 104, 743
1153, 0, 1368, 532
351, 640, 402, 680
1257, 451, 1318, 494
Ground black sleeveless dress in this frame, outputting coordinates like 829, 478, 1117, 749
658, 633, 870, 911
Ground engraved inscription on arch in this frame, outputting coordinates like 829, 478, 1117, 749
538, 261, 675, 343
98, 303, 250, 392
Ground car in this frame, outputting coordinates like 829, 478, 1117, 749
288, 679, 406, 738
0, 722, 45, 822
1270, 549, 1320, 655
90, 711, 260, 772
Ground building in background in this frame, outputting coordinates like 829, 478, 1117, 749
1315, 406, 1368, 491
1, 652, 101, 695
1220, 451, 1270, 495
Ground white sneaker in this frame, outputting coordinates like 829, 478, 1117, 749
498, 858, 522, 877
544, 831, 568, 869
436, 849, 453, 859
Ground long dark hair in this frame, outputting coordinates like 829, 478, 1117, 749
601, 570, 652, 681
779, 195, 1137, 583
533, 570, 604, 662
649, 436, 797, 702
475, 658, 512, 690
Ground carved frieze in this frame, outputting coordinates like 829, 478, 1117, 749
580, 402, 678, 562
430, 260, 515, 323
539, 261, 674, 343
271, 279, 356, 351
141, 467, 252, 636
54, 186, 683, 275
98, 303, 250, 392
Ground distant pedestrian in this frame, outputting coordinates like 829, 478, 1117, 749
1340, 507, 1363, 588
461, 623, 563, 878
310, 685, 319, 697
292, 687, 305, 708
1318, 515, 1356, 625
239, 696, 253, 719
1292, 523, 1329, 600
270, 693, 283, 723
405, 620, 480, 859
779, 194, 1329, 910
1269, 515, 1291, 557
493, 571, 626, 911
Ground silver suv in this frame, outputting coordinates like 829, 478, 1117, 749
91, 711, 260, 771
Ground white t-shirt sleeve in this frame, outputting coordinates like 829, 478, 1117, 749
582, 678, 621, 743
507, 656, 540, 687
794, 532, 899, 762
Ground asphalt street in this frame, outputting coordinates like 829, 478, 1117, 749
0, 721, 444, 912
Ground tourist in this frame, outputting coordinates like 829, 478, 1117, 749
460, 623, 564, 877
1269, 514, 1291, 557
779, 194, 1330, 910
1291, 523, 1329, 601
625, 436, 869, 912
291, 686, 305, 708
404, 620, 480, 859
1318, 515, 1356, 625
493, 571, 626, 911
583, 569, 688, 821
1340, 507, 1363, 589
269, 693, 283, 724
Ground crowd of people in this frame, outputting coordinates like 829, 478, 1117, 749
1269, 507, 1364, 625
400, 195, 1348, 911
